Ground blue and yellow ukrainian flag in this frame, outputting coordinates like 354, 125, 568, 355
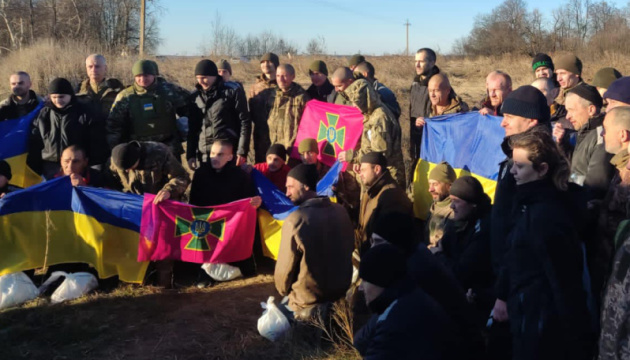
0, 103, 44, 187
413, 112, 505, 220
0, 177, 149, 283
253, 161, 342, 259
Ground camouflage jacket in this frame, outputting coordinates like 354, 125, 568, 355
108, 141, 190, 200
267, 82, 309, 153
248, 74, 277, 163
426, 197, 455, 248
76, 78, 124, 121
106, 78, 190, 154
599, 220, 630, 360
430, 94, 469, 117
344, 79, 405, 187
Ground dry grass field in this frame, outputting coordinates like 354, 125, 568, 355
2, 40, 630, 359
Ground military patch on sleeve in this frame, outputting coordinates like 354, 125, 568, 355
144, 103, 154, 111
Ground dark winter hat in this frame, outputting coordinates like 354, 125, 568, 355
111, 141, 141, 170
554, 54, 582, 75
287, 164, 318, 190
450, 176, 489, 205
603, 77, 630, 104
348, 54, 365, 68
592, 67, 622, 89
532, 53, 554, 72
298, 138, 319, 154
260, 53, 280, 68
132, 60, 159, 76
501, 85, 550, 123
360, 152, 387, 168
48, 78, 74, 96
569, 83, 603, 109
309, 60, 328, 76
359, 244, 407, 288
217, 59, 232, 75
0, 160, 12, 181
266, 144, 287, 160
195, 59, 219, 77
372, 212, 417, 255
428, 161, 456, 184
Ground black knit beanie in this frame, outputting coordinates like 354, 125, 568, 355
0, 160, 12, 180
360, 152, 387, 168
604, 77, 630, 104
532, 53, 554, 72
360, 244, 407, 288
48, 78, 74, 96
266, 144, 287, 161
569, 83, 603, 109
372, 212, 417, 255
501, 85, 550, 123
111, 141, 141, 170
195, 60, 219, 76
287, 164, 318, 190
450, 176, 489, 205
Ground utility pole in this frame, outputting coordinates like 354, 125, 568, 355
404, 19, 411, 56
139, 0, 146, 57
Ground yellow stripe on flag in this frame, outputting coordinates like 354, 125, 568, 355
5, 153, 42, 188
257, 209, 284, 260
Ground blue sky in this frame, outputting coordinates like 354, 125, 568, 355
157, 0, 626, 56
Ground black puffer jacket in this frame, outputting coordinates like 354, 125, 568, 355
504, 179, 594, 360
409, 66, 440, 159
187, 79, 251, 160
354, 279, 457, 360
29, 100, 96, 167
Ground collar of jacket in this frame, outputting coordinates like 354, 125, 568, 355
413, 66, 440, 86
515, 178, 559, 205
611, 148, 630, 170
556, 80, 584, 106
47, 97, 78, 115
299, 196, 331, 209
9, 90, 39, 107
366, 171, 396, 198
256, 73, 276, 86
78, 78, 123, 96
278, 82, 303, 96
195, 77, 225, 97
432, 93, 461, 115
577, 112, 605, 134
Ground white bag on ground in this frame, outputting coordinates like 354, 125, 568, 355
39, 271, 98, 303
201, 263, 242, 282
257, 296, 291, 341
0, 272, 39, 310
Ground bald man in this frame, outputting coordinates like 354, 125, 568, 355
76, 54, 124, 166
426, 74, 469, 117
354, 61, 401, 119
531, 77, 559, 108
477, 71, 512, 116
328, 67, 354, 106
267, 64, 309, 157
0, 71, 42, 122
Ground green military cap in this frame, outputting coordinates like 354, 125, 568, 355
592, 67, 622, 89
348, 54, 365, 67
132, 60, 159, 76
428, 161, 456, 184
298, 138, 319, 154
309, 60, 328, 76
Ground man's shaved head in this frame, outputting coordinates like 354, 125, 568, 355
609, 107, 630, 129
428, 73, 451, 89
277, 64, 295, 77
86, 54, 107, 65
332, 67, 354, 82
354, 62, 375, 80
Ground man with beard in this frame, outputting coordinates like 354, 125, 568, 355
424, 161, 457, 248
275, 163, 354, 320
0, 71, 42, 121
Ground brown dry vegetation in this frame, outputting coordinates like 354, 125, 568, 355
2, 40, 630, 359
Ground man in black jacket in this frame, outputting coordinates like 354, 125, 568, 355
187, 59, 251, 170
0, 71, 42, 122
490, 86, 552, 358
354, 243, 457, 359
305, 60, 333, 102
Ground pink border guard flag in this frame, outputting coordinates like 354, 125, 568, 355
290, 100, 363, 170
139, 195, 257, 264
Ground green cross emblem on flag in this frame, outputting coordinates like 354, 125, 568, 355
317, 112, 345, 158
175, 208, 226, 252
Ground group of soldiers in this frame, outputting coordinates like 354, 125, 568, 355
2, 49, 630, 360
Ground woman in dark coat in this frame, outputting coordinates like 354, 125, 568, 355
500, 131, 594, 360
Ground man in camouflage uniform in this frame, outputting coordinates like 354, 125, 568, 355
76, 54, 124, 166
108, 140, 191, 288
338, 79, 405, 187
329, 67, 354, 106
248, 52, 279, 163
267, 64, 309, 159
106, 60, 190, 157
0, 71, 42, 121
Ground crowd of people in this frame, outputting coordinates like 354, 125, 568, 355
1, 49, 630, 360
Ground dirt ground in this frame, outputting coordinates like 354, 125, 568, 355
0, 268, 360, 360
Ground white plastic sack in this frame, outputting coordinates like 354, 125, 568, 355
39, 271, 98, 304
0, 272, 39, 310
257, 296, 291, 342
201, 263, 243, 282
